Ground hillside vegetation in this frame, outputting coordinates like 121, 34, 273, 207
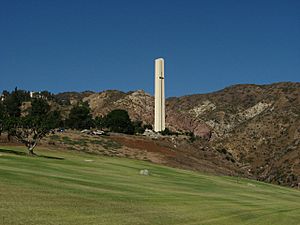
1, 146, 300, 225
72, 82, 300, 188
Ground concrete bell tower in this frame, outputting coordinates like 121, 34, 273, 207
154, 58, 165, 132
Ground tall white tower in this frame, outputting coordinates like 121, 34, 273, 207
154, 58, 165, 132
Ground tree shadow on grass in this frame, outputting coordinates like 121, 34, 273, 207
0, 148, 27, 156
38, 154, 65, 160
0, 148, 64, 160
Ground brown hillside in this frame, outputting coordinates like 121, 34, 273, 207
55, 82, 300, 188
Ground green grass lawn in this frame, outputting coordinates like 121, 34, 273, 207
0, 146, 300, 225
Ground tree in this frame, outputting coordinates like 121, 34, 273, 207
160, 128, 171, 135
160, 128, 178, 136
2, 90, 9, 98
66, 102, 94, 130
132, 120, 145, 134
94, 116, 105, 129
103, 109, 134, 134
40, 90, 54, 100
30, 98, 50, 116
3, 90, 22, 117
5, 99, 61, 155
143, 124, 153, 130
0, 102, 6, 136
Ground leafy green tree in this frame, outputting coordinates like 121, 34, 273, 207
0, 102, 6, 136
2, 90, 9, 97
143, 124, 153, 130
160, 128, 178, 136
2, 88, 31, 117
132, 120, 145, 134
103, 109, 134, 134
94, 116, 105, 129
66, 102, 94, 130
30, 98, 51, 116
160, 128, 171, 135
3, 90, 22, 117
39, 90, 54, 100
5, 99, 61, 155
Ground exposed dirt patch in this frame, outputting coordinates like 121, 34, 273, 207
107, 133, 242, 177
109, 135, 176, 156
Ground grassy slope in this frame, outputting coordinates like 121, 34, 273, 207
0, 146, 299, 225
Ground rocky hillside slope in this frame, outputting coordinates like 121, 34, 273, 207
56, 82, 300, 188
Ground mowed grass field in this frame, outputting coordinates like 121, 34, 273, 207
0, 146, 300, 225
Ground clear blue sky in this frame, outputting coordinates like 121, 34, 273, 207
1, 0, 299, 97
